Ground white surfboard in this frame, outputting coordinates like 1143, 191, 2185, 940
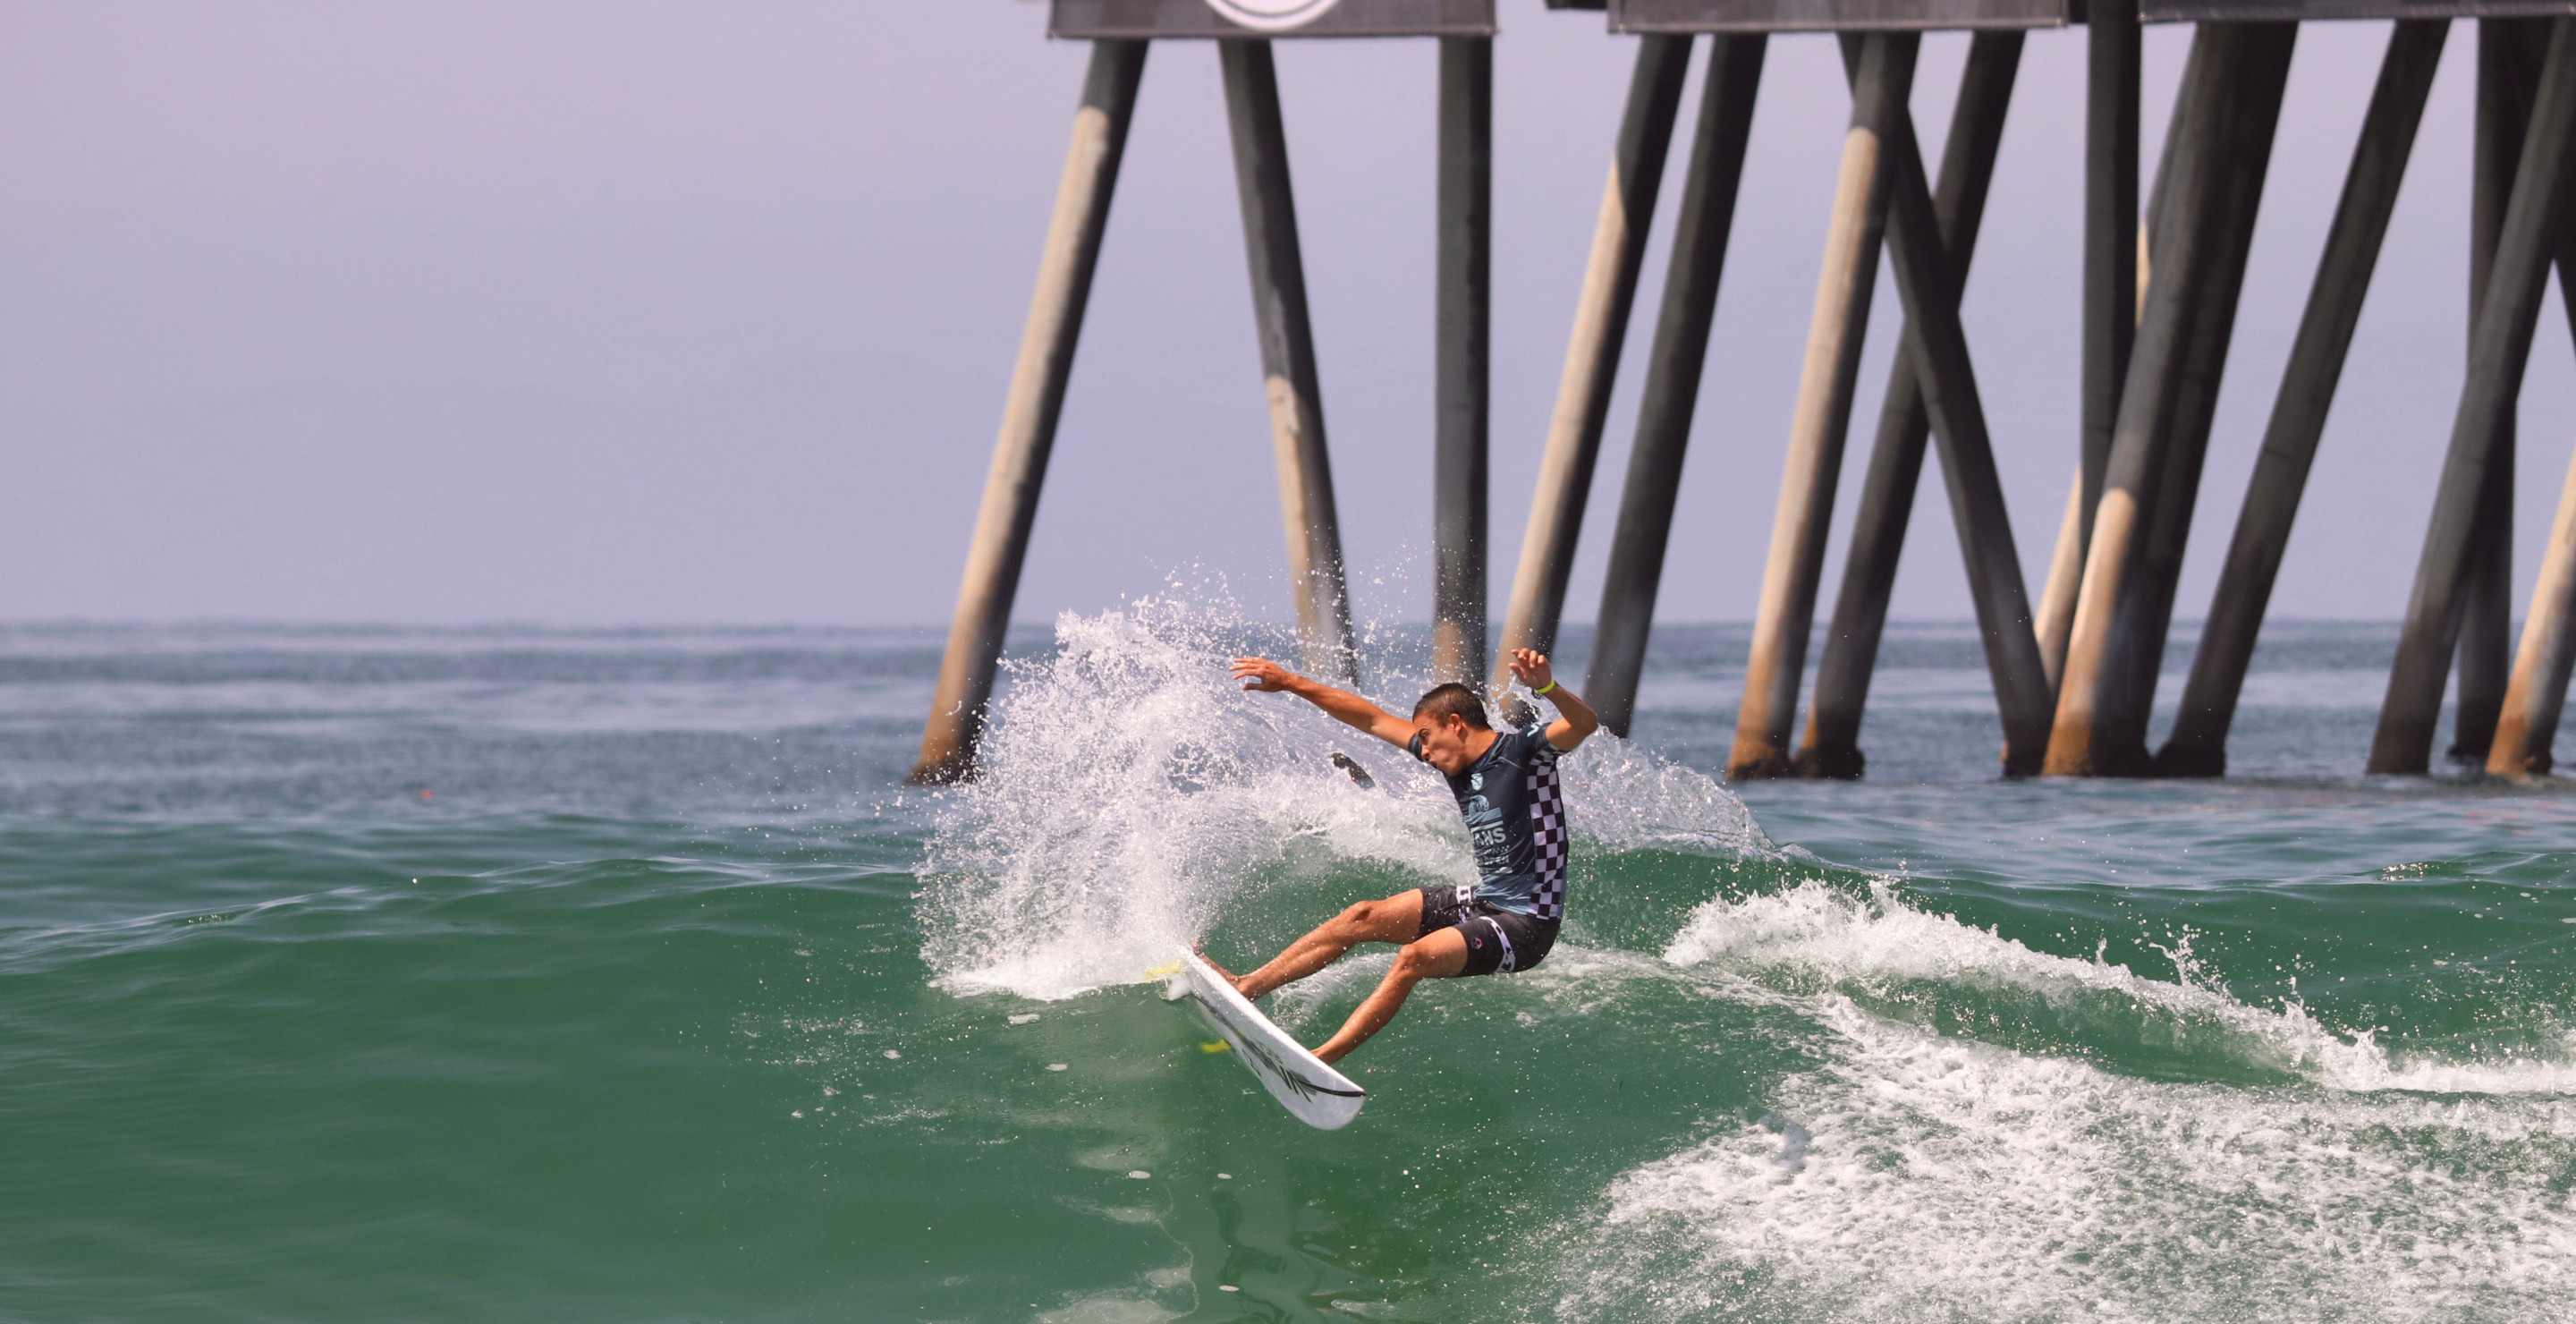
1175, 950, 1367, 1130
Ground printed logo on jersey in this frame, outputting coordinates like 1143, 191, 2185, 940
1205, 0, 1343, 32
1470, 772, 1484, 791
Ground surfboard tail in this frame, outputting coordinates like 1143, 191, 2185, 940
1176, 950, 1366, 1131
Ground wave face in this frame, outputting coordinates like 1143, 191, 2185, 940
10, 616, 2576, 1322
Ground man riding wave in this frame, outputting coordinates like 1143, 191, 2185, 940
1203, 649, 1598, 1063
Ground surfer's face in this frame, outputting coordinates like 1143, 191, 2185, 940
1412, 714, 1479, 775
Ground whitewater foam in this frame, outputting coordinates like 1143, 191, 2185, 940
1538, 882, 2576, 1323
1559, 1010, 2576, 1323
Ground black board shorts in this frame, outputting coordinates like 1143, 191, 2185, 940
1416, 884, 1558, 978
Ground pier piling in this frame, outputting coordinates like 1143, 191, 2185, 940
1492, 35, 1692, 691
1586, 34, 1767, 738
1799, 31, 2029, 779
2037, 0, 2140, 686
2158, 21, 2446, 777
911, 40, 1148, 785
2452, 19, 2546, 764
2121, 27, 2294, 759
1728, 30, 1910, 781
1434, 35, 1493, 684
2370, 16, 2576, 776
2046, 22, 2295, 777
2489, 448, 2576, 776
1222, 38, 1360, 683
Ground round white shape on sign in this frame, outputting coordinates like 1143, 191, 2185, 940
1203, 0, 1343, 33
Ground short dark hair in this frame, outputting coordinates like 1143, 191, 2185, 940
1411, 683, 1492, 731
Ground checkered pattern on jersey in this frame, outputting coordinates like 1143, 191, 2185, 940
1525, 741, 1568, 922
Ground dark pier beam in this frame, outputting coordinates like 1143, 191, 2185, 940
1433, 35, 1493, 685
912, 40, 1148, 785
2489, 21, 2576, 778
1798, 31, 2027, 779
1878, 58, 2055, 777
1728, 32, 1912, 780
2157, 21, 2447, 777
2372, 17, 2576, 775
2046, 22, 2296, 777
1491, 36, 1692, 690
1221, 38, 1360, 683
2038, 0, 2141, 685
1586, 34, 1767, 739
2453, 19, 2548, 763
2120, 24, 2300, 761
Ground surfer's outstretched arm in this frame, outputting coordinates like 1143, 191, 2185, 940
1505, 649, 1599, 751
1230, 658, 1413, 751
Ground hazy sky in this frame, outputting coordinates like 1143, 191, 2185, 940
1, 1, 2567, 627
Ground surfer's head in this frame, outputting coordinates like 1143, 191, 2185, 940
1409, 683, 1494, 775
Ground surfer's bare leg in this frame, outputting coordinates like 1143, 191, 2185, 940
1232, 890, 1425, 1001
1313, 928, 1468, 1064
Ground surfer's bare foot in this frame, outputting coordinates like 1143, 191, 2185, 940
1194, 945, 1261, 1000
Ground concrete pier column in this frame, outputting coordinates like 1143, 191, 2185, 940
2372, 17, 2576, 775
2039, 41, 2184, 684
2120, 28, 2299, 751
2453, 20, 2549, 763
1490, 36, 1693, 689
911, 41, 1148, 785
2489, 450, 2576, 776
1587, 35, 1767, 739
1799, 31, 2026, 778
1433, 35, 1492, 685
2046, 23, 2296, 777
2037, 0, 2141, 683
1727, 33, 1912, 780
2159, 21, 2447, 777
2035, 470, 2088, 686
1221, 39, 1360, 683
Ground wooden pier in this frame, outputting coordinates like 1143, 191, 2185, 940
913, 0, 2576, 785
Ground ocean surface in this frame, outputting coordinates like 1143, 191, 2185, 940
5, 609, 2574, 1323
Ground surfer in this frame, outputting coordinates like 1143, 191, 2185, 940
1209, 649, 1597, 1064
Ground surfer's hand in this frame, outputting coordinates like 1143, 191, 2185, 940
1508, 649, 1555, 692
1231, 658, 1298, 692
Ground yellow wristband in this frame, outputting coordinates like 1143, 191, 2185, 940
1534, 678, 1558, 695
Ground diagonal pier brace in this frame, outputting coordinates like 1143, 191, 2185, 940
1800, 31, 2032, 779
1585, 35, 1767, 739
2371, 17, 2576, 775
2158, 21, 2447, 777
1491, 36, 1692, 693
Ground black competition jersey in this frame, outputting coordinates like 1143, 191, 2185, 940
1410, 721, 1568, 920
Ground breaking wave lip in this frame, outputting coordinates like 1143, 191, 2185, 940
1663, 878, 2576, 1097
915, 599, 1768, 1003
